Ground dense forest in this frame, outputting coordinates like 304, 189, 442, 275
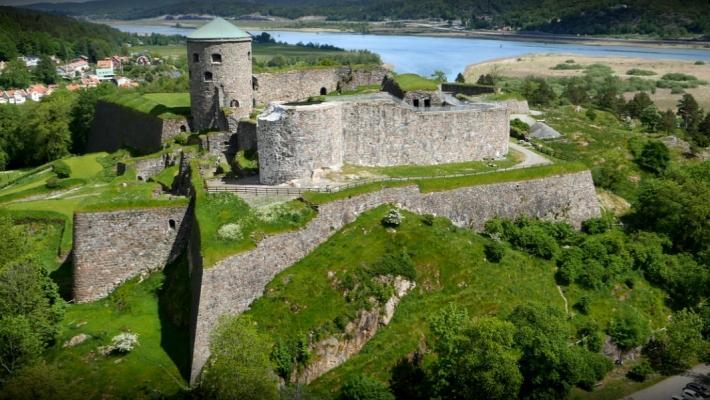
0, 7, 183, 62
26, 0, 710, 39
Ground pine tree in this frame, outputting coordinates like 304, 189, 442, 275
677, 94, 701, 132
34, 55, 58, 85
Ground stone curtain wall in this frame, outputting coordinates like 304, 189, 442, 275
258, 102, 344, 184
189, 171, 600, 382
73, 205, 191, 303
253, 66, 389, 105
88, 101, 189, 155
257, 98, 509, 184
341, 99, 508, 166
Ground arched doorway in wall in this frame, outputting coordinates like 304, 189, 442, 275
230, 99, 240, 108
179, 125, 187, 132
413, 99, 420, 107
320, 87, 327, 95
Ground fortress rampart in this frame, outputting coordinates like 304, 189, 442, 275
188, 170, 600, 382
88, 101, 189, 155
72, 205, 191, 302
257, 97, 510, 184
253, 66, 388, 105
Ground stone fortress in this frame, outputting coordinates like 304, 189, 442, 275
74, 18, 601, 385
185, 17, 510, 186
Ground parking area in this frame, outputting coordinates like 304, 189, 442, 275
624, 365, 710, 400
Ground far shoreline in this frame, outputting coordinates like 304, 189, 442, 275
97, 18, 710, 51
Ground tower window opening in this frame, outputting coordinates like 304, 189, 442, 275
169, 219, 176, 230
247, 51, 251, 59
211, 53, 222, 63
424, 99, 431, 107
192, 53, 199, 63
413, 99, 420, 107
230, 99, 240, 108
204, 71, 213, 82
179, 125, 187, 132
320, 87, 327, 95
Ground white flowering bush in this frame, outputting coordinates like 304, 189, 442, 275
217, 223, 243, 240
111, 332, 139, 353
382, 208, 403, 227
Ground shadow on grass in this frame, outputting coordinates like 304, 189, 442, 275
158, 253, 192, 381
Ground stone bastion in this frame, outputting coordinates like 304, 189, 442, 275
188, 170, 600, 382
256, 95, 510, 185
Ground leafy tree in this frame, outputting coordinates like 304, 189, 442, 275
640, 106, 662, 132
636, 141, 670, 174
200, 316, 279, 400
454, 73, 465, 83
626, 360, 653, 382
428, 316, 522, 400
608, 306, 650, 351
430, 70, 447, 83
626, 92, 654, 119
523, 77, 556, 106
660, 109, 677, 133
0, 316, 43, 379
33, 55, 58, 85
677, 93, 702, 132
693, 112, 710, 147
644, 309, 704, 374
563, 81, 589, 105
507, 304, 600, 400
25, 90, 75, 164
0, 60, 32, 89
340, 375, 394, 400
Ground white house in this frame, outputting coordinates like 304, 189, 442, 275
18, 56, 40, 68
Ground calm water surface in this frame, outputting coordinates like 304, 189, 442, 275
111, 23, 710, 80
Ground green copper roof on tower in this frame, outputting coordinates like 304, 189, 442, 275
186, 17, 251, 41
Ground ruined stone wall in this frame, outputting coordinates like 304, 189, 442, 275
337, 66, 389, 91
258, 102, 343, 184
88, 101, 189, 155
256, 98, 509, 184
504, 100, 530, 114
189, 171, 599, 381
134, 156, 166, 181
73, 205, 191, 303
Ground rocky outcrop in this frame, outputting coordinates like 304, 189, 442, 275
189, 170, 600, 382
296, 277, 414, 384
530, 122, 562, 139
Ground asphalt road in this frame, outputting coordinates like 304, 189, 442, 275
623, 364, 710, 400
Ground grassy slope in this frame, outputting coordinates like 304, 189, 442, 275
393, 73, 439, 91
102, 92, 190, 120
239, 206, 668, 398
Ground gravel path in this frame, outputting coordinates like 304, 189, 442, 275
509, 142, 552, 168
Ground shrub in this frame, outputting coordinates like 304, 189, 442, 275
574, 296, 592, 315
627, 360, 653, 382
555, 247, 584, 285
174, 132, 189, 145
381, 208, 403, 228
110, 332, 139, 353
513, 225, 559, 260
217, 223, 243, 240
608, 307, 651, 351
660, 72, 699, 82
51, 161, 70, 178
582, 213, 616, 234
695, 61, 706, 65
421, 214, 434, 226
551, 63, 584, 70
484, 241, 505, 263
585, 108, 597, 121
340, 375, 394, 400
510, 118, 530, 140
370, 250, 416, 281
626, 69, 657, 76
637, 141, 670, 174
45, 177, 59, 189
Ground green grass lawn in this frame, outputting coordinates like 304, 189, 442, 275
337, 148, 523, 179
393, 73, 439, 91
132, 45, 185, 58
236, 206, 667, 398
253, 42, 346, 61
38, 266, 189, 398
63, 153, 106, 179
102, 92, 190, 120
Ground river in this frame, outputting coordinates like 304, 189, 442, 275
109, 22, 710, 80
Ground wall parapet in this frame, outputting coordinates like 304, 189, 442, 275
189, 170, 599, 382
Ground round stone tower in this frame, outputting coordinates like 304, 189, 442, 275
187, 17, 253, 132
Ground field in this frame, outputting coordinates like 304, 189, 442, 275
131, 44, 185, 58
465, 54, 710, 110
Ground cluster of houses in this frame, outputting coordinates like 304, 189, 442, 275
0, 54, 148, 105
0, 84, 56, 105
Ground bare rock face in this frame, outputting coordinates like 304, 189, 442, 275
295, 277, 415, 384
602, 335, 642, 365
529, 122, 562, 139
63, 333, 90, 348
